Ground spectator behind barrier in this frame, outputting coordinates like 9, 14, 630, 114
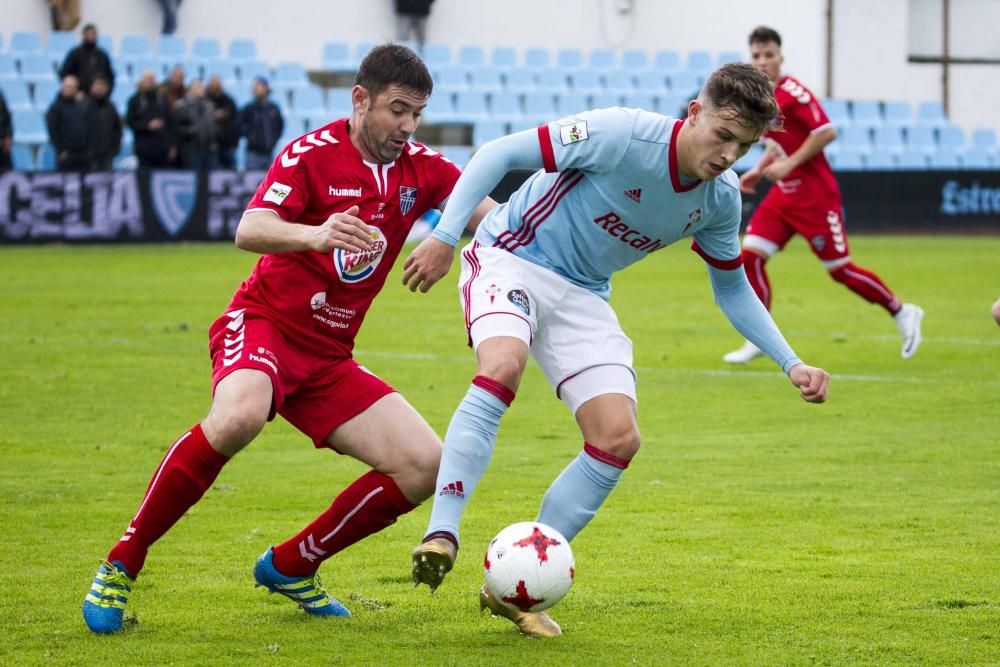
127, 70, 176, 168
47, 75, 92, 171
206, 76, 238, 169
60, 23, 115, 94
173, 79, 216, 169
162, 65, 187, 109
88, 76, 122, 170
0, 91, 11, 171
238, 77, 283, 171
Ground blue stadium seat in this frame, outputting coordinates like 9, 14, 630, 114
523, 93, 557, 121
524, 48, 550, 70
864, 152, 897, 170
882, 100, 913, 128
228, 39, 257, 62
434, 66, 469, 94
12, 110, 47, 145
469, 67, 504, 94
733, 144, 763, 173
916, 101, 946, 127
557, 49, 583, 69
440, 145, 473, 168
238, 61, 270, 84
352, 42, 376, 69
10, 144, 34, 170
653, 50, 681, 73
636, 71, 668, 94
937, 125, 965, 153
232, 87, 253, 108
37, 142, 57, 170
0, 55, 18, 83
828, 151, 864, 171
823, 99, 850, 127
110, 84, 131, 115
204, 62, 239, 88
838, 126, 872, 153
590, 92, 623, 109
458, 46, 485, 69
33, 80, 60, 109
504, 69, 537, 93
568, 70, 603, 95
622, 50, 647, 70
235, 138, 248, 171
282, 110, 308, 136
537, 69, 570, 94
126, 57, 164, 79
191, 37, 222, 62
490, 46, 517, 69
897, 151, 929, 170
589, 49, 615, 70
604, 70, 636, 95
905, 125, 936, 155
961, 150, 994, 170
157, 35, 186, 62
422, 44, 452, 69
120, 35, 152, 59
472, 119, 508, 146
556, 92, 589, 116
292, 86, 326, 113
326, 87, 353, 115
47, 31, 76, 62
453, 91, 489, 122
667, 71, 699, 97
851, 100, 882, 127
657, 94, 690, 117
686, 51, 712, 76
322, 42, 351, 71
873, 126, 905, 154
489, 92, 523, 123
970, 128, 997, 152
423, 92, 456, 124
928, 152, 961, 170
623, 93, 656, 112
20, 55, 57, 84
0, 82, 33, 111
716, 50, 743, 66
10, 32, 43, 59
274, 62, 309, 88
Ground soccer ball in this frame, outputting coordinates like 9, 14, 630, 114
483, 522, 575, 613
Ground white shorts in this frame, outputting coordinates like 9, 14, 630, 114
458, 241, 636, 413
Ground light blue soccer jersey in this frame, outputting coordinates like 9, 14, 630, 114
473, 108, 742, 299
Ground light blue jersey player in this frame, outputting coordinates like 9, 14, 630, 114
402, 63, 830, 637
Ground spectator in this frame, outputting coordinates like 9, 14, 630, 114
46, 75, 92, 171
87, 76, 122, 170
237, 77, 283, 170
161, 65, 187, 108
395, 0, 435, 51
127, 70, 176, 168
173, 79, 216, 169
0, 91, 12, 171
60, 23, 115, 94
47, 0, 81, 31
206, 75, 238, 169
156, 0, 182, 34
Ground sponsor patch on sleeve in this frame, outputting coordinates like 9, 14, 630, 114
558, 120, 589, 146
263, 182, 292, 205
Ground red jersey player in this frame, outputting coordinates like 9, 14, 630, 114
83, 44, 495, 634
724, 26, 923, 364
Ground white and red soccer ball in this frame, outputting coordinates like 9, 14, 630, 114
483, 522, 575, 613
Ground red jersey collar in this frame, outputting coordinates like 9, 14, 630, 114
669, 118, 702, 193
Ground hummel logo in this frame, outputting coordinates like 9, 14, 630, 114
439, 481, 465, 498
624, 188, 642, 203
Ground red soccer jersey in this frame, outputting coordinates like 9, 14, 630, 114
229, 118, 461, 359
765, 75, 840, 201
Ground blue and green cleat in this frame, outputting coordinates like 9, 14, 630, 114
253, 548, 351, 617
83, 560, 135, 634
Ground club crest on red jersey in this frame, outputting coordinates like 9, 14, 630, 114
399, 186, 418, 215
333, 226, 388, 283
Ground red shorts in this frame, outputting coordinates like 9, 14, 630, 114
208, 310, 395, 448
745, 189, 850, 264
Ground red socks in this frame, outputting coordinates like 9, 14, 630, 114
108, 424, 229, 577
741, 249, 772, 310
830, 263, 901, 315
271, 470, 417, 577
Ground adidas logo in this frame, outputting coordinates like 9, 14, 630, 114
439, 480, 465, 498
624, 187, 642, 203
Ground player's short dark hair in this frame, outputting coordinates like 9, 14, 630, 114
749, 25, 782, 46
701, 62, 781, 132
355, 43, 433, 100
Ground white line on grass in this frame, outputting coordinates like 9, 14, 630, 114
788, 331, 1000, 347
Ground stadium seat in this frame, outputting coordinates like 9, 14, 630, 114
556, 92, 589, 116
0, 82, 33, 111
916, 100, 947, 127
490, 46, 517, 69
37, 142, 57, 170
292, 86, 326, 113
10, 32, 43, 60
823, 99, 851, 127
653, 50, 682, 73
667, 71, 699, 97
434, 66, 469, 94
422, 44, 452, 69
156, 35, 187, 63
0, 55, 18, 83
589, 49, 616, 70
326, 87, 353, 115
458, 46, 486, 69
204, 62, 239, 88
905, 125, 936, 155
126, 57, 164, 79
238, 61, 270, 84
228, 39, 257, 62
12, 110, 47, 145
623, 93, 656, 112
937, 125, 965, 153
423, 92, 456, 124
621, 50, 647, 70
657, 94, 689, 118
873, 126, 905, 154
453, 91, 490, 122
961, 150, 994, 170
20, 55, 57, 85
33, 80, 60, 108
10, 144, 34, 170
273, 62, 309, 88
352, 42, 377, 69
851, 100, 882, 128
716, 50, 743, 66
829, 151, 864, 171
440, 145, 473, 168
537, 69, 570, 94
524, 48, 550, 70
120, 35, 152, 60
970, 128, 997, 152
897, 151, 929, 170
686, 50, 713, 76
568, 70, 604, 95
504, 68, 537, 93
636, 70, 668, 94
472, 119, 508, 146
322, 42, 351, 71
282, 110, 308, 136
523, 93, 557, 122
111, 85, 131, 115
469, 67, 504, 94
882, 100, 913, 128
46, 31, 76, 63
604, 70, 636, 95
489, 92, 523, 123
557, 48, 583, 69
928, 152, 962, 170
191, 37, 222, 62
590, 92, 623, 109
733, 144, 763, 173
864, 152, 897, 170
235, 138, 248, 171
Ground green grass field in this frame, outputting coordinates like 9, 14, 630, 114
1, 236, 998, 665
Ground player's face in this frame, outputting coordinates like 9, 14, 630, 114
750, 40, 783, 83
681, 100, 763, 180
354, 84, 427, 163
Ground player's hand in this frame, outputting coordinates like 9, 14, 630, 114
739, 169, 761, 194
311, 205, 373, 253
402, 237, 455, 293
761, 159, 794, 183
788, 363, 829, 404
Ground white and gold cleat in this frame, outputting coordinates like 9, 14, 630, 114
411, 534, 457, 592
479, 584, 562, 638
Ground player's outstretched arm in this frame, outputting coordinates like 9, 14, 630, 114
235, 206, 372, 255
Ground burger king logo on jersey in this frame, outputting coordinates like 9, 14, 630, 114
333, 226, 388, 283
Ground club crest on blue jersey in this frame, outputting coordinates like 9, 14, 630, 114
399, 186, 418, 215
333, 226, 387, 283
507, 289, 530, 316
